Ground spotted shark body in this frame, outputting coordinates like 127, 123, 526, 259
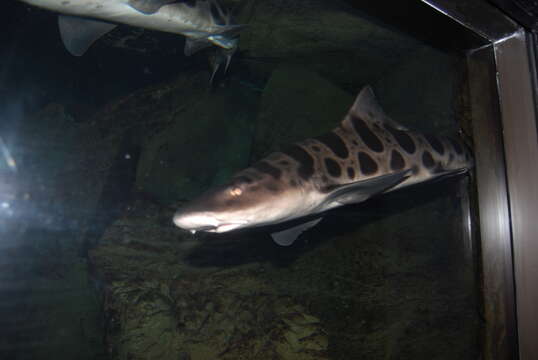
19, 0, 243, 68
173, 86, 473, 245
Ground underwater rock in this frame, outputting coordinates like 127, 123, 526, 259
89, 197, 329, 360
373, 46, 464, 134
237, 0, 419, 57
235, 0, 421, 87
250, 64, 353, 160
131, 74, 259, 204
89, 180, 479, 360
12, 102, 125, 235
257, 178, 479, 359
87, 71, 260, 205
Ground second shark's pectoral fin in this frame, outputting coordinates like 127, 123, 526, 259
184, 37, 212, 56
127, 0, 178, 14
325, 170, 412, 206
58, 15, 117, 56
271, 218, 322, 246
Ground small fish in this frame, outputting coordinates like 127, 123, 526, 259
173, 86, 473, 246
19, 0, 245, 71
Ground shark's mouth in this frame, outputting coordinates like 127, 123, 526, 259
187, 221, 248, 234
190, 225, 218, 233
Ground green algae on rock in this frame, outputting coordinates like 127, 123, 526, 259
89, 198, 329, 360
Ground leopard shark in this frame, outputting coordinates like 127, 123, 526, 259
173, 86, 473, 246
18, 0, 244, 66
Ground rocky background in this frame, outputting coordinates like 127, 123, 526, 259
0, 0, 479, 359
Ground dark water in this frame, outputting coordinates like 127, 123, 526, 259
0, 1, 481, 359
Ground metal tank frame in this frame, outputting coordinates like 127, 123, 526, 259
419, 0, 538, 359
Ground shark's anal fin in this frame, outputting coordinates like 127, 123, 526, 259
58, 15, 117, 56
271, 218, 322, 246
127, 0, 177, 14
326, 170, 412, 206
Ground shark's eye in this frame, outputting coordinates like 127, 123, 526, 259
229, 187, 243, 197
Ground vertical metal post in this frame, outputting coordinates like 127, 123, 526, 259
467, 46, 518, 360
494, 29, 538, 360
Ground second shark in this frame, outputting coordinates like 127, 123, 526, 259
19, 0, 244, 70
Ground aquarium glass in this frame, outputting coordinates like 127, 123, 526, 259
0, 1, 481, 359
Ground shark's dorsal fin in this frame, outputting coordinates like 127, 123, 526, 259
343, 86, 408, 131
271, 218, 322, 246
58, 16, 117, 56
324, 170, 412, 207
127, 0, 178, 14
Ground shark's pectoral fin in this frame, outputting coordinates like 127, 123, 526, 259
326, 170, 412, 206
184, 37, 212, 56
127, 0, 177, 14
58, 15, 117, 56
271, 218, 322, 246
